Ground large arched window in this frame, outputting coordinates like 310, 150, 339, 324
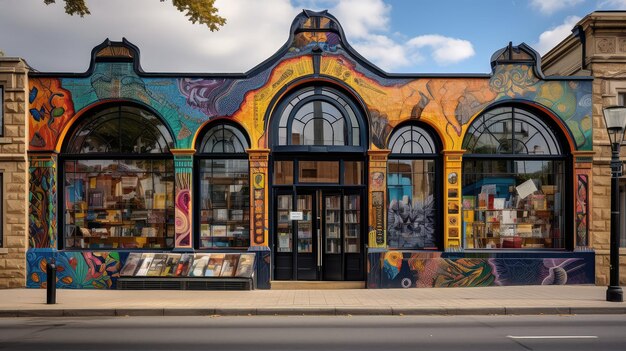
387, 124, 440, 249
461, 106, 568, 250
275, 86, 363, 148
197, 122, 250, 249
62, 104, 175, 249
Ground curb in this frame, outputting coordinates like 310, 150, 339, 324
1, 306, 626, 317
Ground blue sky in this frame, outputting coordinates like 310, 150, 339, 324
0, 0, 624, 74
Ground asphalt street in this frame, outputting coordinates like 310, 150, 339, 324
0, 315, 625, 351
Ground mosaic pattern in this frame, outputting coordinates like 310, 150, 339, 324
27, 250, 127, 289
576, 174, 589, 247
28, 158, 57, 249
368, 251, 594, 288
174, 155, 193, 248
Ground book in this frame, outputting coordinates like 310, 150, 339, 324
120, 253, 142, 276
161, 254, 181, 276
205, 253, 225, 277
212, 225, 227, 237
235, 254, 255, 277
189, 254, 210, 277
174, 254, 194, 276
146, 254, 167, 276
220, 254, 239, 277
135, 253, 154, 276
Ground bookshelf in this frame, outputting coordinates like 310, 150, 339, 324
325, 195, 341, 254
343, 194, 360, 253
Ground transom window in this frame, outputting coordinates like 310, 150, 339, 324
66, 105, 173, 154
462, 106, 561, 155
277, 87, 361, 147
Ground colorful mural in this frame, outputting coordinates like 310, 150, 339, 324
368, 251, 594, 288
25, 10, 595, 289
174, 154, 193, 248
576, 174, 589, 247
28, 156, 57, 249
27, 250, 127, 289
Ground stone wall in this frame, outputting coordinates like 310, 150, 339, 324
591, 61, 626, 286
0, 57, 28, 288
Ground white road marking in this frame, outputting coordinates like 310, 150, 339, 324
507, 335, 598, 339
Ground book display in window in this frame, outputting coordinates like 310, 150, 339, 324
276, 195, 293, 253
343, 194, 361, 253
198, 160, 250, 249
63, 160, 175, 249
325, 195, 341, 254
297, 195, 313, 253
462, 180, 561, 249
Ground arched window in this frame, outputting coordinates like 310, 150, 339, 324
461, 106, 568, 250
387, 124, 440, 249
197, 123, 250, 249
276, 87, 362, 148
62, 104, 175, 249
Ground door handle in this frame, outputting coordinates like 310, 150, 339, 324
317, 227, 322, 267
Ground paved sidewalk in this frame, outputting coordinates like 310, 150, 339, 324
1, 285, 625, 317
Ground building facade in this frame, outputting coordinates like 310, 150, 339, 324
542, 10, 626, 286
15, 10, 597, 289
0, 56, 29, 288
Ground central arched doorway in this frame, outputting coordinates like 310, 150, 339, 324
270, 85, 367, 281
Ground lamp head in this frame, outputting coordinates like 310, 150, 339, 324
603, 106, 626, 146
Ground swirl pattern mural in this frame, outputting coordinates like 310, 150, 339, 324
27, 251, 126, 289
371, 251, 594, 288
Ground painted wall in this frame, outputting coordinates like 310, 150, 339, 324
368, 251, 595, 288
25, 11, 594, 288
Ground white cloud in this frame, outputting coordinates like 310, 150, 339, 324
530, 0, 584, 15
534, 16, 581, 54
407, 35, 475, 65
352, 35, 412, 71
599, 0, 626, 9
0, 0, 474, 73
324, 0, 474, 71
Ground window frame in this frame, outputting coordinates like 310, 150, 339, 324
59, 103, 176, 250
0, 85, 4, 136
386, 123, 442, 250
270, 86, 367, 153
461, 105, 572, 251
195, 121, 251, 250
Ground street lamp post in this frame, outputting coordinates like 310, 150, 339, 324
603, 106, 626, 302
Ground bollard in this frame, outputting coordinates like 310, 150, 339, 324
46, 259, 56, 304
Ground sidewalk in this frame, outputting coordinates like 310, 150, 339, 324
1, 285, 625, 317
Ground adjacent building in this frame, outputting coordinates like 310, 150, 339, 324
542, 10, 626, 285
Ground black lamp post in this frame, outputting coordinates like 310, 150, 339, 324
603, 106, 626, 302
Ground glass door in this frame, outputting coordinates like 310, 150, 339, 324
296, 193, 317, 280
322, 194, 342, 280
274, 192, 293, 280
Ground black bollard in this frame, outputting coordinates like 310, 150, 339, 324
46, 259, 56, 304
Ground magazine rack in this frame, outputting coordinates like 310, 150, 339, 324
117, 252, 256, 290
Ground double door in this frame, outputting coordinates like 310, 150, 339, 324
274, 189, 363, 281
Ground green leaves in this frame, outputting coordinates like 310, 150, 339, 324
43, 0, 226, 31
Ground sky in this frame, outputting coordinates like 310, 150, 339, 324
0, 0, 625, 74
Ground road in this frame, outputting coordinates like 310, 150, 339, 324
0, 315, 625, 351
